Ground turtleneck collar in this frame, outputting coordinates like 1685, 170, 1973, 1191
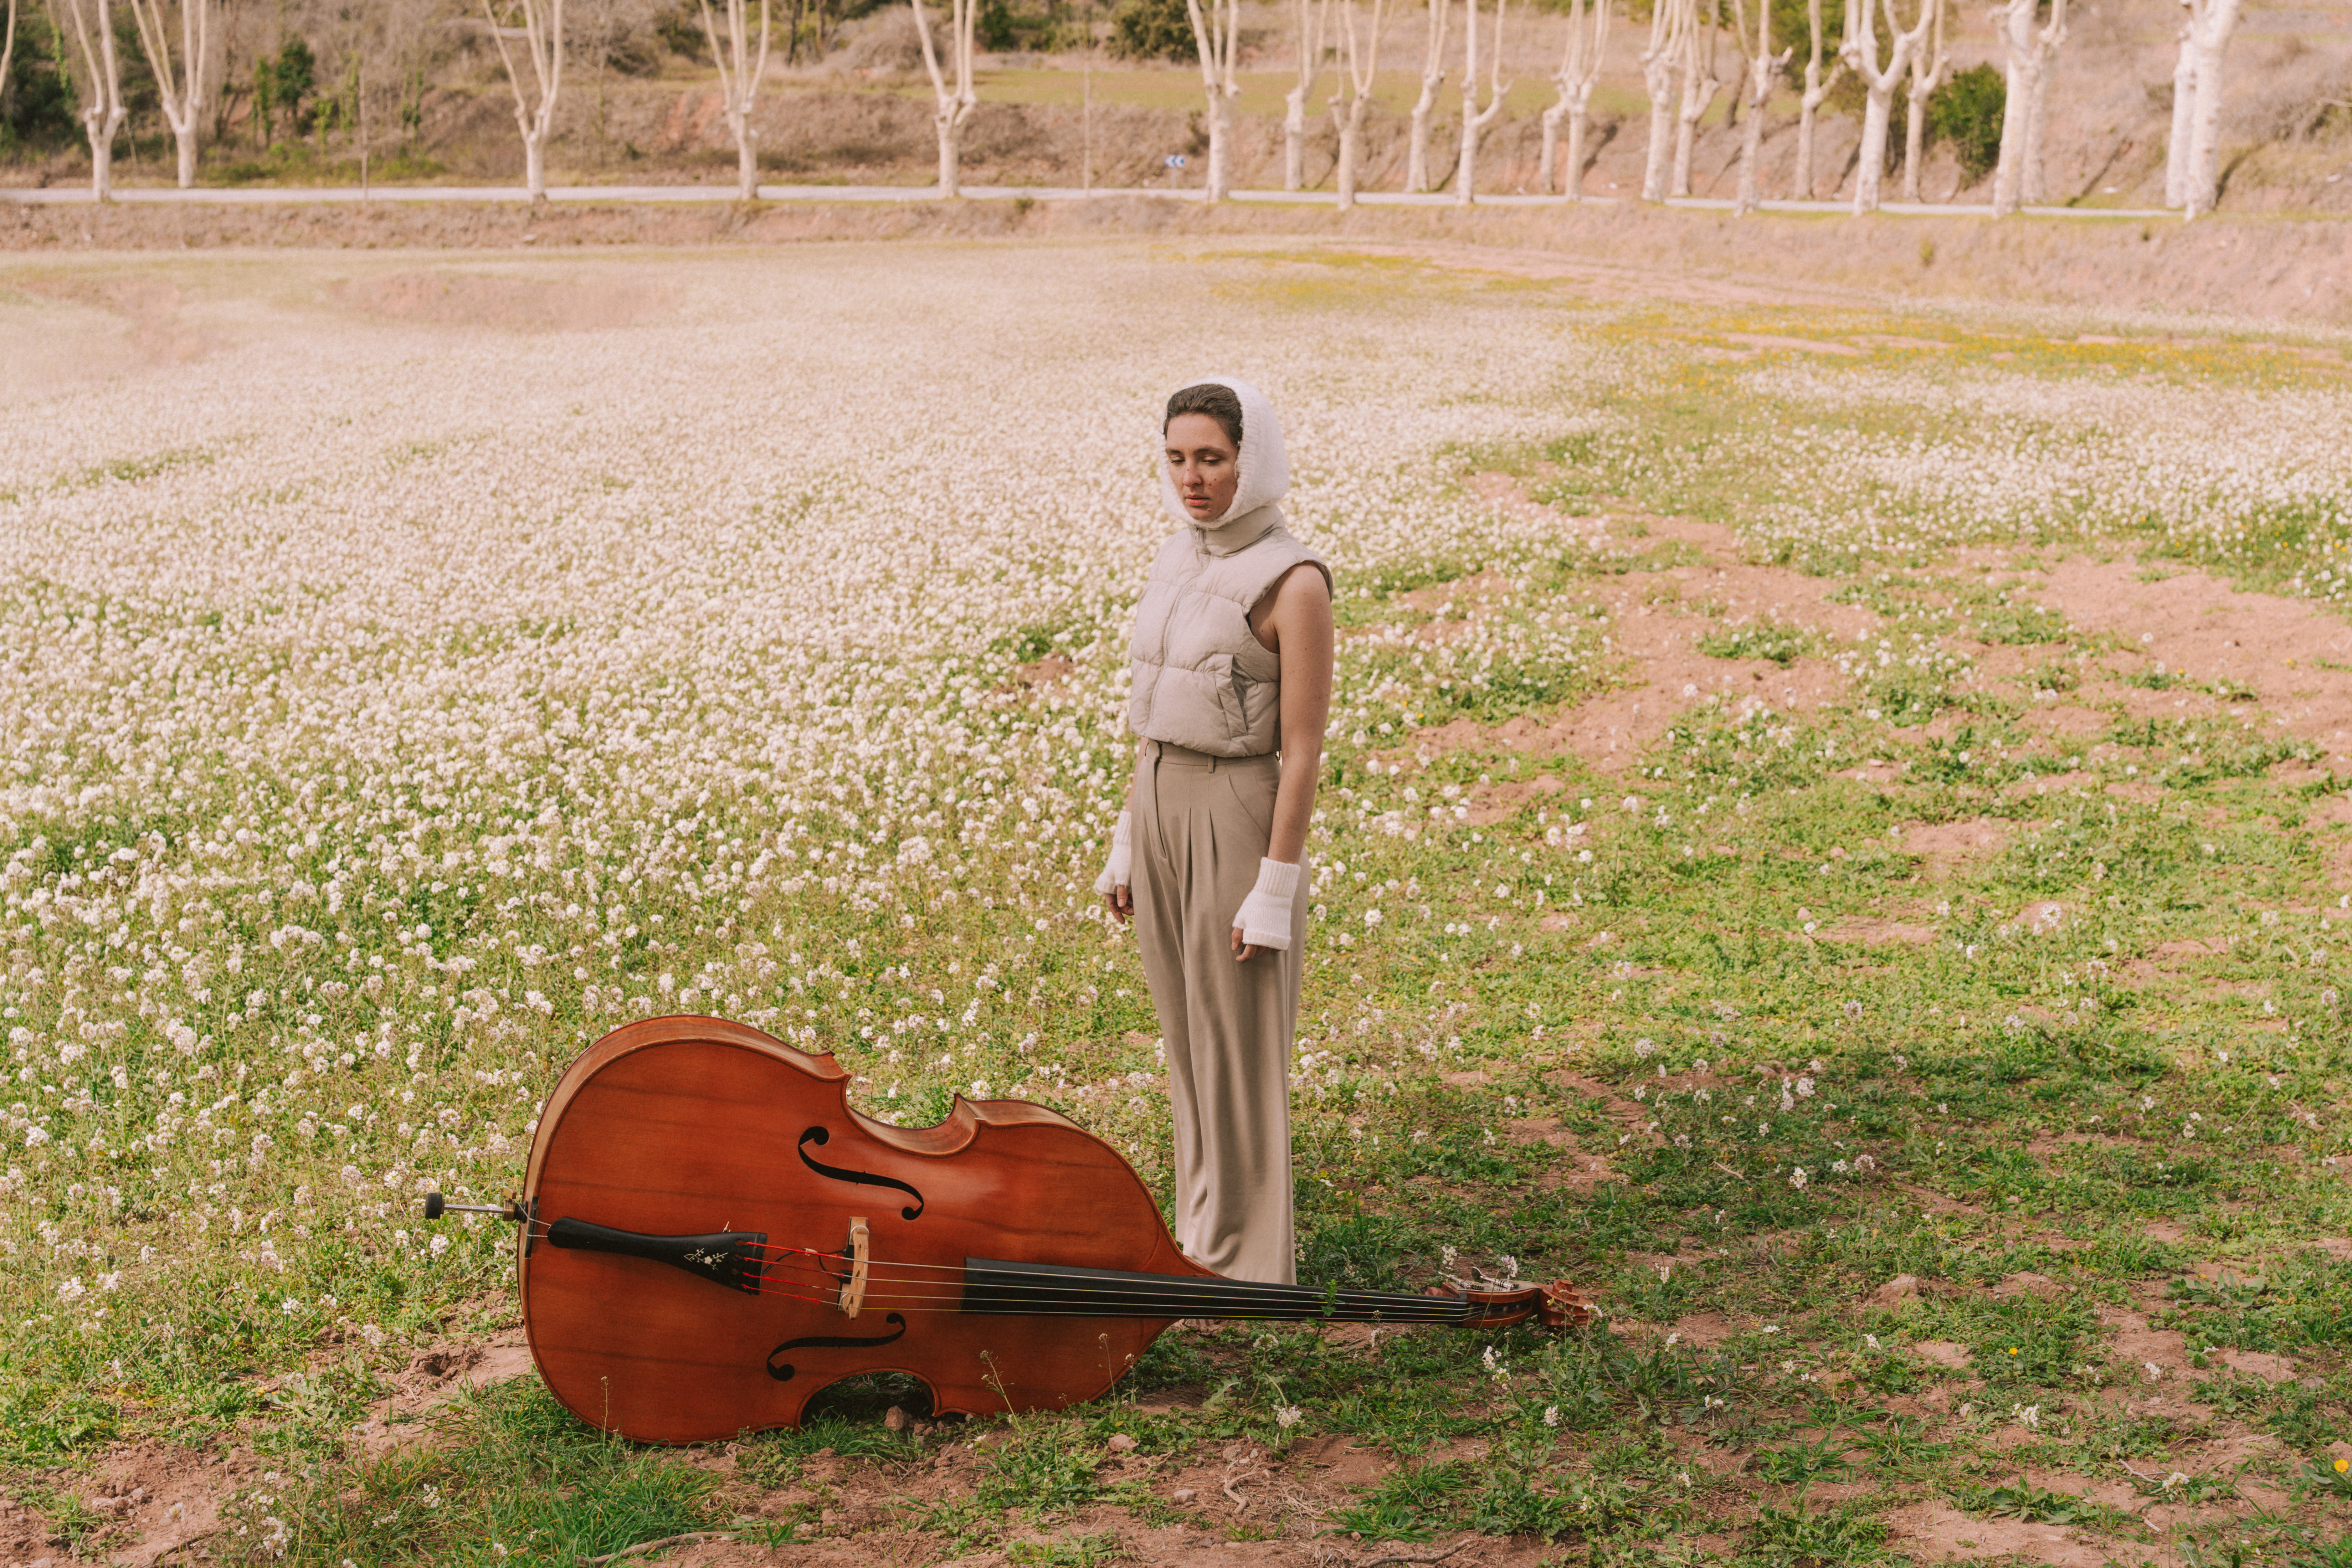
1193, 503, 1284, 557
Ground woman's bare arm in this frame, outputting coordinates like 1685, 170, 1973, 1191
1235, 564, 1334, 961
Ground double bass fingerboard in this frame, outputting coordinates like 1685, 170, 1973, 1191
959, 1258, 1489, 1325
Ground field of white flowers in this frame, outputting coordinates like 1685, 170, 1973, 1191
0, 248, 1637, 1444
6, 242, 2352, 1495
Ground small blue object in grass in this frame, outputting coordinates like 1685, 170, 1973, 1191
1166, 155, 1188, 168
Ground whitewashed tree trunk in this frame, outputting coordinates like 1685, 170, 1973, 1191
1, 0, 16, 105
485, 0, 565, 202
2162, 14, 2195, 209
1899, 0, 1944, 200
1330, 0, 1389, 207
2182, 0, 2237, 217
1793, 0, 1842, 197
1990, 0, 2032, 214
1669, 0, 1721, 198
57, 0, 128, 200
1185, 0, 1243, 199
1452, 0, 1507, 204
125, 0, 207, 189
1639, 0, 1684, 201
2020, 0, 2063, 204
700, 0, 774, 200
1283, 0, 1328, 191
1840, 0, 1925, 213
1543, 0, 1613, 205
1727, 0, 1782, 213
1990, 0, 2060, 216
911, 0, 977, 196
1405, 0, 1449, 192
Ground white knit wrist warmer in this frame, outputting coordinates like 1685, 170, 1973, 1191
1233, 858, 1301, 949
1093, 811, 1134, 896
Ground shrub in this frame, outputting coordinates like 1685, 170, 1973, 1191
1927, 64, 2005, 183
1, 9, 81, 152
1771, 0, 1846, 88
979, 0, 1076, 51
1110, 0, 1196, 61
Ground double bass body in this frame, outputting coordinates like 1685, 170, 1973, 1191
519, 1016, 1201, 1443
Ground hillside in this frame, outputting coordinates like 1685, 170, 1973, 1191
2, 0, 2348, 211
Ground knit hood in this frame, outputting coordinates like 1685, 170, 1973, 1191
1159, 375, 1289, 552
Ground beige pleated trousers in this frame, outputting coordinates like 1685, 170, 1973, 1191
1132, 739, 1302, 1286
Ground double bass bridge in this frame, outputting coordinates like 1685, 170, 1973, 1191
837, 1216, 872, 1319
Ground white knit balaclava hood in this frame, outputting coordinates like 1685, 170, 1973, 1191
1159, 376, 1289, 534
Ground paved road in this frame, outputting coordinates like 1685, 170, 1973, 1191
0, 181, 2175, 220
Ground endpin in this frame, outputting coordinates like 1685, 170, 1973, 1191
422, 1191, 527, 1223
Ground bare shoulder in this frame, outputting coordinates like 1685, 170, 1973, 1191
1272, 560, 1332, 611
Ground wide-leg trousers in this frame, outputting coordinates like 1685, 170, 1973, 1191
1131, 739, 1303, 1286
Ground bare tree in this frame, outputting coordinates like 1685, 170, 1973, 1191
1282, 0, 1327, 191
1791, 0, 1842, 197
1183, 0, 1241, 199
1988, 0, 2064, 216
2162, 0, 2194, 208
2178, 0, 2239, 217
124, 0, 208, 187
1638, 0, 1685, 200
1450, 0, 1506, 202
1404, 0, 1448, 192
1840, 0, 1927, 213
1898, 0, 1945, 200
1726, 0, 1783, 213
1669, 0, 1721, 197
484, 0, 564, 201
911, 0, 977, 195
52, 0, 129, 200
1329, 0, 1388, 208
698, 0, 772, 199
1538, 0, 1606, 197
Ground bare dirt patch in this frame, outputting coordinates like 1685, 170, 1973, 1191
1885, 1498, 2156, 1566
1424, 515, 1871, 775
0, 1442, 257, 1568
348, 1328, 536, 1454
2102, 1304, 2194, 1388
0, 273, 220, 399
2035, 553, 2352, 766
1817, 917, 1939, 945
1902, 818, 2013, 878
325, 268, 678, 333
17, 275, 215, 366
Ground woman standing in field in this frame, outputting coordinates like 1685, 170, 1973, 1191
1097, 379, 1335, 1286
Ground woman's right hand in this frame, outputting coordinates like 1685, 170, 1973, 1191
1093, 811, 1134, 924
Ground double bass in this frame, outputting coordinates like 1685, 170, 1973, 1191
424, 1015, 1592, 1443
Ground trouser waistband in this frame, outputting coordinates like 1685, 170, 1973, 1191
1141, 739, 1279, 770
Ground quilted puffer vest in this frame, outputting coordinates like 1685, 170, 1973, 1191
1127, 509, 1331, 758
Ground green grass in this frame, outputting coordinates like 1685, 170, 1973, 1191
11, 259, 2352, 1568
238, 1381, 732, 1568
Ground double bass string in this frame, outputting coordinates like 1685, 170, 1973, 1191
516, 1219, 1527, 1322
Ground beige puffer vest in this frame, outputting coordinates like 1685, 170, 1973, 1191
1127, 509, 1331, 759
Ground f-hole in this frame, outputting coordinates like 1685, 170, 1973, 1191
797, 1126, 925, 1220
765, 1313, 909, 1382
